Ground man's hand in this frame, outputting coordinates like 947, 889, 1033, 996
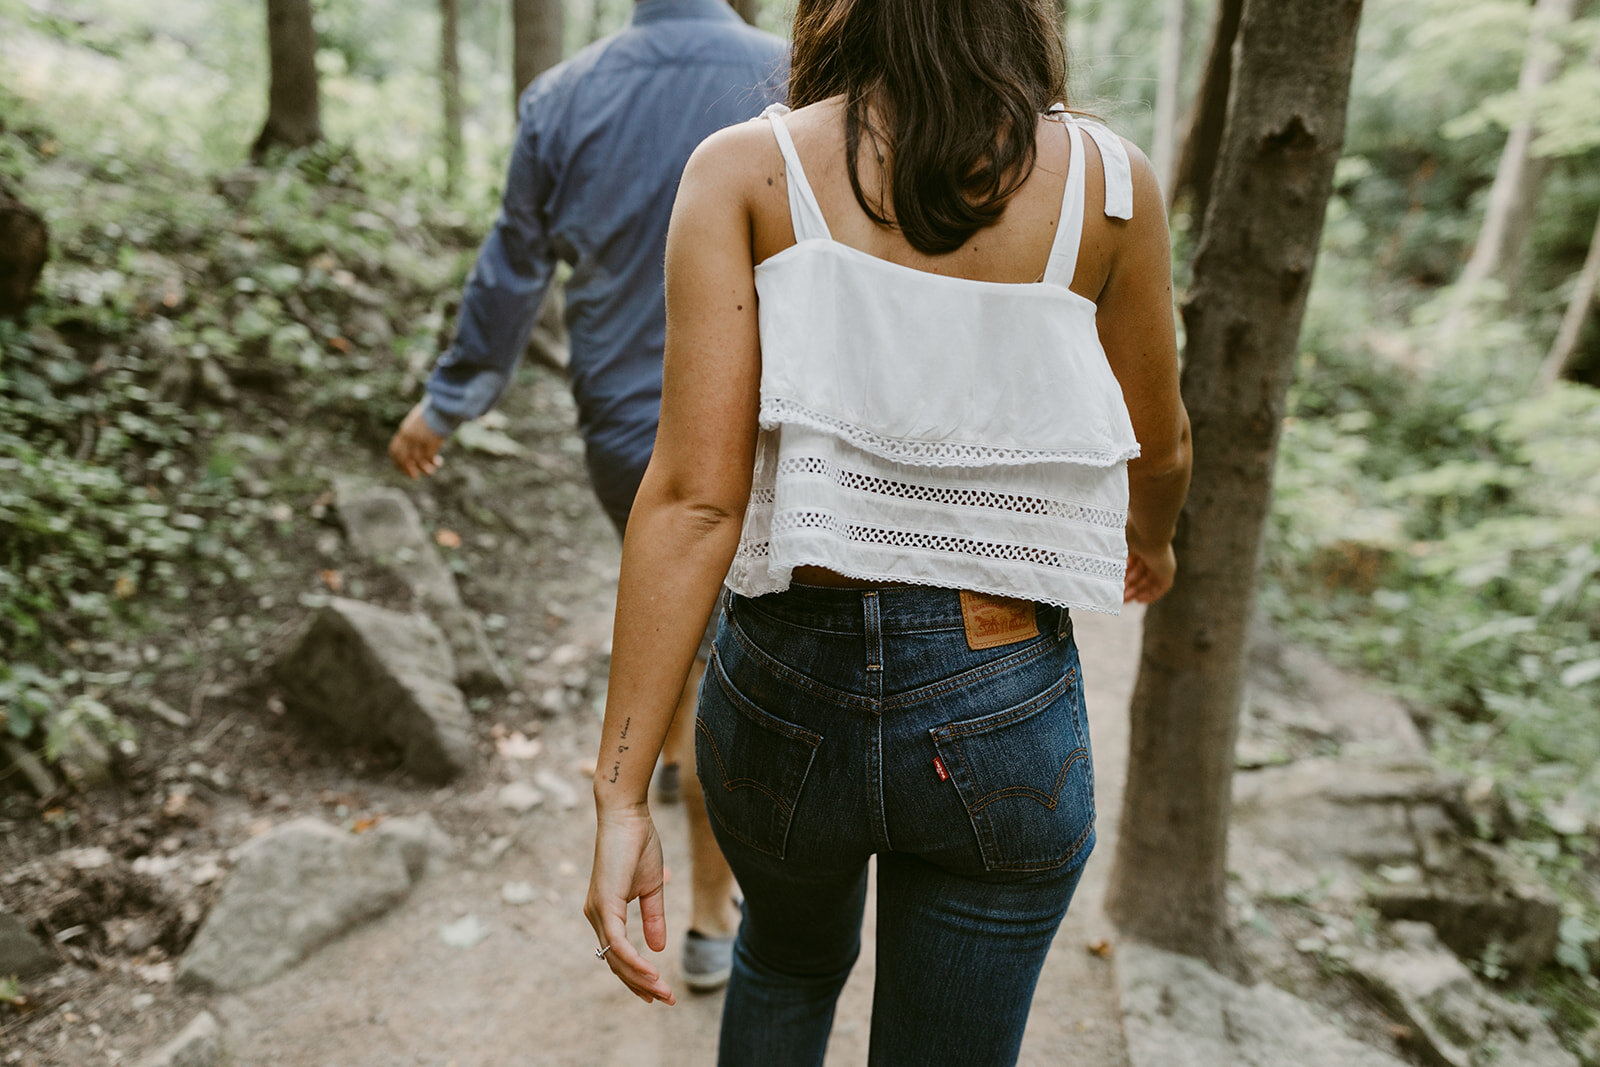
389, 402, 446, 478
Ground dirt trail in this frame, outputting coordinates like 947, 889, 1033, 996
213, 533, 1143, 1066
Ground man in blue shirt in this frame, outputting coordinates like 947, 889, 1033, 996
389, 0, 786, 992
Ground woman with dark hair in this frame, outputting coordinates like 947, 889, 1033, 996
585, 0, 1191, 1061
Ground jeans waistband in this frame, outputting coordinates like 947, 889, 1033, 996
728, 583, 1072, 639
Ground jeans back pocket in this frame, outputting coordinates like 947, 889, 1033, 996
928, 667, 1094, 873
696, 647, 823, 860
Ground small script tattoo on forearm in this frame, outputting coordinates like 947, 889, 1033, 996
608, 717, 632, 784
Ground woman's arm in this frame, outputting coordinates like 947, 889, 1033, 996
583, 124, 766, 1005
1094, 141, 1192, 603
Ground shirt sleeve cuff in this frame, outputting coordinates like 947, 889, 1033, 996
421, 398, 463, 438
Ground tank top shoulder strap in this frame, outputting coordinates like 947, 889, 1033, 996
1042, 107, 1135, 290
761, 103, 833, 243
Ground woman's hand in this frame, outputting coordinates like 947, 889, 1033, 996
1124, 542, 1176, 604
388, 402, 445, 479
584, 804, 676, 1005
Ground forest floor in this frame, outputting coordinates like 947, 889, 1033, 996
0, 361, 1144, 1066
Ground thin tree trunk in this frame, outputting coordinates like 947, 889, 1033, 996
0, 180, 49, 319
1105, 0, 1364, 965
1539, 208, 1600, 387
1151, 0, 1191, 196
1449, 0, 1579, 303
1170, 0, 1244, 223
251, 0, 323, 162
732, 0, 760, 25
512, 0, 565, 112
441, 0, 464, 195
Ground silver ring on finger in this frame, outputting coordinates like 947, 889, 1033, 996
595, 943, 612, 961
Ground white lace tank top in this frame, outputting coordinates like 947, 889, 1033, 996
725, 104, 1141, 615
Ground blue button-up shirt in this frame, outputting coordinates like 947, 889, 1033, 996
423, 0, 787, 487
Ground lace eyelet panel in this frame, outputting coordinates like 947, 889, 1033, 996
751, 510, 1124, 582
768, 455, 1127, 530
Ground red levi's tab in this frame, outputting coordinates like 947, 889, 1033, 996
933, 756, 950, 782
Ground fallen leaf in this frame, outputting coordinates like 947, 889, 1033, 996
435, 529, 462, 549
1086, 939, 1113, 959
318, 569, 343, 592
114, 575, 138, 600
351, 817, 380, 833
328, 336, 353, 354
494, 731, 542, 761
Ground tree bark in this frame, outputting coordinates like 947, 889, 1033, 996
1170, 0, 1244, 223
0, 180, 49, 319
1538, 207, 1600, 387
512, 0, 565, 112
441, 0, 464, 194
1450, 0, 1580, 300
1105, 0, 1364, 965
252, 0, 323, 162
731, 0, 761, 25
1151, 0, 1191, 196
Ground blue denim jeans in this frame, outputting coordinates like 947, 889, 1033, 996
695, 583, 1095, 1067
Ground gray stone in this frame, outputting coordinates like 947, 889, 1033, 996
1233, 756, 1460, 869
274, 597, 472, 782
497, 781, 544, 814
1349, 922, 1579, 1067
138, 1010, 225, 1067
0, 909, 55, 977
1370, 839, 1561, 973
374, 812, 453, 882
178, 818, 412, 992
1119, 943, 1409, 1067
333, 480, 511, 694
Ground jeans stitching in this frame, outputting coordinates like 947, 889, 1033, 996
927, 668, 1076, 738
883, 634, 1064, 710
968, 748, 1089, 812
695, 718, 796, 818
727, 610, 877, 711
710, 647, 825, 747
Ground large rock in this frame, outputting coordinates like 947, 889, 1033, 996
333, 479, 511, 693
1119, 943, 1409, 1067
138, 1010, 225, 1067
0, 909, 55, 977
1349, 923, 1578, 1067
178, 818, 412, 992
1371, 838, 1561, 973
1233, 757, 1461, 877
374, 812, 453, 882
274, 597, 472, 782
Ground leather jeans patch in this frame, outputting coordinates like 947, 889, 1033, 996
958, 591, 1040, 651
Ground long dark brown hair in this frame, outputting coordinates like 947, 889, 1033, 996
788, 0, 1068, 255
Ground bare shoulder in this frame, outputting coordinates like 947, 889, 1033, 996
1119, 137, 1169, 231
680, 118, 784, 207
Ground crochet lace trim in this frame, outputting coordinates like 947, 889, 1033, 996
759, 398, 1141, 469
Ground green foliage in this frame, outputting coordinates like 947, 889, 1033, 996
1269, 321, 1600, 808
0, 0, 483, 770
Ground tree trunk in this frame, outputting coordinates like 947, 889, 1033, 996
1105, 0, 1364, 965
0, 181, 49, 319
441, 0, 464, 194
1170, 0, 1244, 223
1538, 207, 1600, 388
512, 0, 565, 112
1449, 0, 1580, 303
1151, 0, 1191, 196
251, 0, 323, 162
732, 0, 761, 25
